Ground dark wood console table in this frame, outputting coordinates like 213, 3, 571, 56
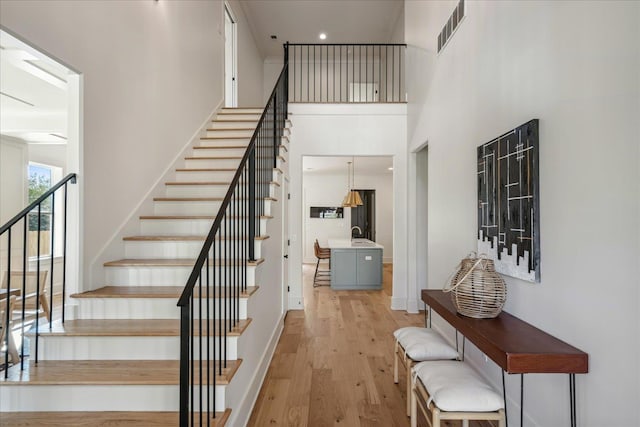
422, 290, 588, 427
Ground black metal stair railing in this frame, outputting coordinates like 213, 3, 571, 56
0, 173, 77, 377
287, 43, 406, 103
177, 56, 288, 425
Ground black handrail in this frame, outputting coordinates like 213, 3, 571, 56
1, 172, 77, 377
287, 43, 406, 103
177, 54, 288, 425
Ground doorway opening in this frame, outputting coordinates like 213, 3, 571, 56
224, 3, 237, 108
351, 189, 375, 240
0, 27, 82, 325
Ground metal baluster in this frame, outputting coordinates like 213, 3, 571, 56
62, 182, 68, 323
206, 255, 211, 423
49, 192, 55, 328
392, 45, 395, 102
179, 303, 190, 427
217, 230, 222, 375
20, 215, 27, 369
4, 228, 10, 377
198, 273, 203, 426
35, 203, 41, 362
190, 292, 194, 427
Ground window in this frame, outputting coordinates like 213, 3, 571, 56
27, 162, 62, 258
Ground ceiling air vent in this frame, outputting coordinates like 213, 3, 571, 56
437, 0, 465, 53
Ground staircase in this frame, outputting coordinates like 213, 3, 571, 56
0, 107, 291, 426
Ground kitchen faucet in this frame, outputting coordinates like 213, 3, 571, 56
351, 225, 362, 236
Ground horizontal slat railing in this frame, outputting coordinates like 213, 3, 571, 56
1, 173, 77, 376
177, 59, 288, 426
287, 43, 406, 103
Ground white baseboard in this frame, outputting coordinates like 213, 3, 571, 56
288, 295, 304, 310
406, 298, 420, 314
230, 313, 285, 427
390, 296, 406, 310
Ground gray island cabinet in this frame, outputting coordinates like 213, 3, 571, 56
327, 238, 383, 290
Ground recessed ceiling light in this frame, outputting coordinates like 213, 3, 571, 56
388, 167, 394, 171
319, 33, 327, 40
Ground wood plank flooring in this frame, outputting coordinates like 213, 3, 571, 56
248, 264, 494, 427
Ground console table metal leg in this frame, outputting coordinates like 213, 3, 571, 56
520, 374, 524, 427
502, 370, 509, 427
570, 373, 576, 427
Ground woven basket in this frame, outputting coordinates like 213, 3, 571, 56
443, 253, 507, 319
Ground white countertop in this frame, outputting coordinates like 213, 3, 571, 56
327, 238, 384, 249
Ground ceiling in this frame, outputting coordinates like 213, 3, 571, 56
239, 0, 404, 58
303, 156, 393, 175
0, 30, 70, 144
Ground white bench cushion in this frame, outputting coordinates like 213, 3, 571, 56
413, 360, 504, 412
393, 327, 459, 361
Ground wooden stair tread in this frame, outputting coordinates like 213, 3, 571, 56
184, 156, 243, 160
1, 359, 241, 385
0, 410, 231, 426
122, 235, 269, 241
200, 136, 250, 140
35, 318, 252, 337
207, 126, 256, 129
175, 168, 237, 172
154, 197, 276, 202
194, 145, 248, 149
71, 285, 260, 299
165, 181, 230, 186
104, 258, 264, 267
139, 215, 272, 220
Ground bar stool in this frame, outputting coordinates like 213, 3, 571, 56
313, 239, 331, 287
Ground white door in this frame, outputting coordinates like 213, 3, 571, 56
224, 5, 237, 108
282, 177, 289, 314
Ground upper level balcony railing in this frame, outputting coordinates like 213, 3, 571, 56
286, 43, 406, 104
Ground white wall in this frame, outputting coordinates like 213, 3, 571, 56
288, 103, 407, 310
405, 1, 640, 426
302, 170, 394, 263
0, 0, 226, 288
228, 0, 264, 107
28, 145, 66, 171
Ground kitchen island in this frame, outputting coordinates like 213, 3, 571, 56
327, 238, 384, 290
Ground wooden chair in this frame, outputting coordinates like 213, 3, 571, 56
313, 239, 331, 287
0, 295, 20, 364
2, 271, 50, 323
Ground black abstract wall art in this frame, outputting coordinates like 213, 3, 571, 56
477, 119, 540, 282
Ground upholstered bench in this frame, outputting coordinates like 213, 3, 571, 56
411, 360, 505, 427
393, 327, 459, 416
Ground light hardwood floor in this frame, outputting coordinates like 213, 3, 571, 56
248, 263, 496, 427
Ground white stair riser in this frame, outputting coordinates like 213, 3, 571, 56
208, 121, 257, 130
198, 138, 251, 147
192, 147, 247, 157
124, 240, 263, 259
165, 183, 277, 199
185, 158, 241, 169
165, 185, 230, 198
154, 200, 222, 216
216, 115, 261, 122
220, 109, 262, 115
105, 266, 258, 287
140, 218, 268, 235
175, 170, 236, 182
75, 297, 248, 320
201, 129, 254, 138
0, 385, 225, 412
35, 335, 240, 361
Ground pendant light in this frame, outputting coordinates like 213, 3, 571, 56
342, 158, 363, 207
342, 161, 354, 207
